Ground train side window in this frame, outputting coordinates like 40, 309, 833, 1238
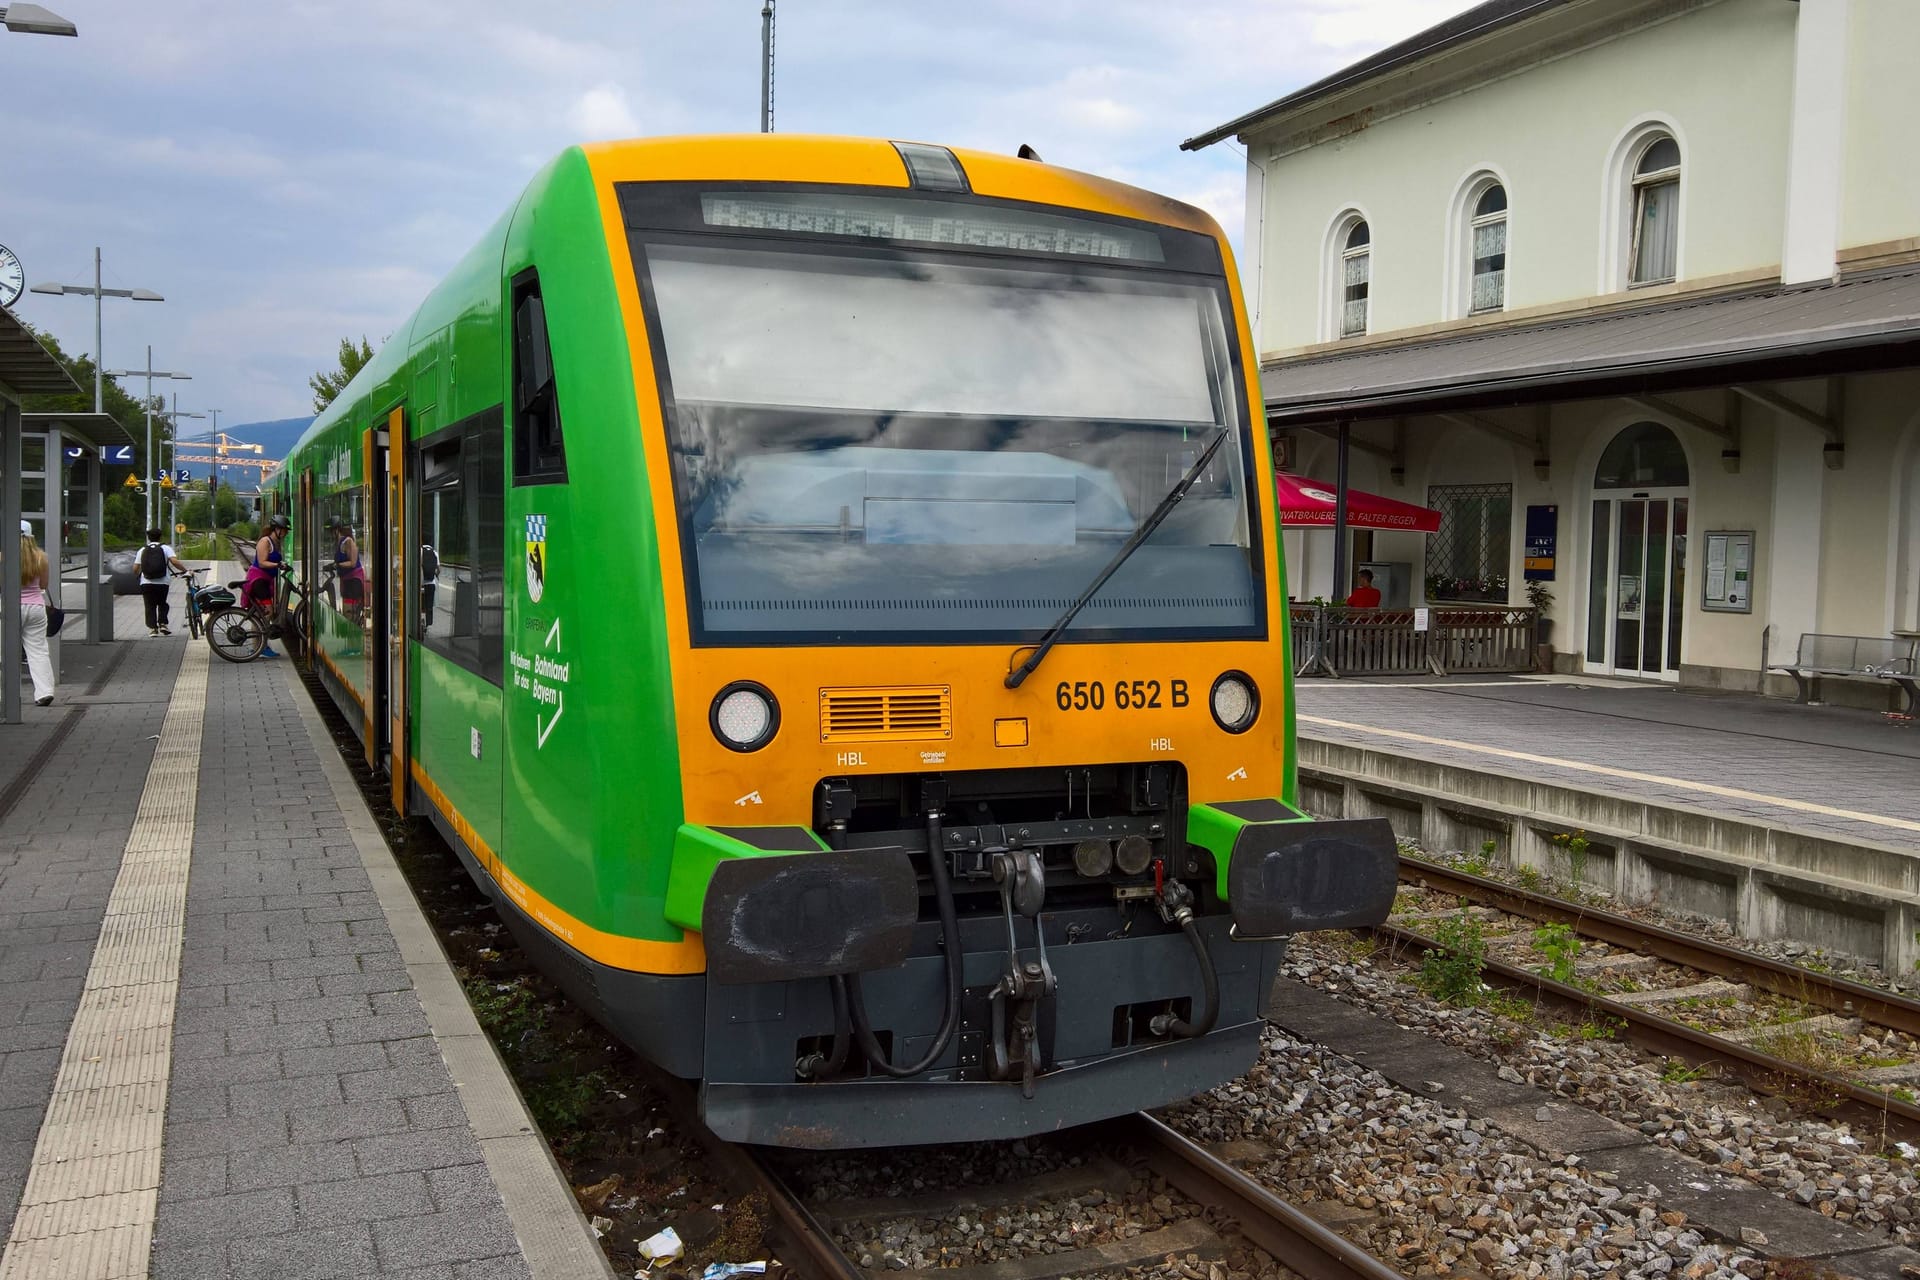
512, 270, 566, 485
414, 408, 505, 687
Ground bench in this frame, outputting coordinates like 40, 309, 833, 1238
1768, 633, 1919, 711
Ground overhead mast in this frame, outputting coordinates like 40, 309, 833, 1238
760, 0, 775, 133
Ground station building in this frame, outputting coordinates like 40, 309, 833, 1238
1188, 0, 1920, 703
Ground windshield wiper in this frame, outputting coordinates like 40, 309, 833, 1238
1005, 427, 1231, 689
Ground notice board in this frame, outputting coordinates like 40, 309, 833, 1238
1701, 530, 1754, 613
1524, 505, 1558, 581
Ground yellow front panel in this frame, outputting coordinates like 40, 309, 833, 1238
583, 135, 1282, 833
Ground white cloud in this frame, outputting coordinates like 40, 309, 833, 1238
568, 84, 643, 141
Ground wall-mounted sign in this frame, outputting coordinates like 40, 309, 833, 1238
1524, 504, 1558, 581
1702, 530, 1754, 613
103, 445, 134, 464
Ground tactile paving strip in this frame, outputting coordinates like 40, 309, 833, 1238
0, 640, 209, 1280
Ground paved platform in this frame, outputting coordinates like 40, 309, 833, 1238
1296, 674, 1920, 851
0, 622, 607, 1278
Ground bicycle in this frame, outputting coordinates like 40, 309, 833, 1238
199, 568, 314, 664
172, 567, 225, 642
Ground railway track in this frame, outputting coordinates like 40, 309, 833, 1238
1380, 854, 1920, 1144
740, 1112, 1408, 1280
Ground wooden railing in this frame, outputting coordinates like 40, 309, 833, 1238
1290, 604, 1538, 677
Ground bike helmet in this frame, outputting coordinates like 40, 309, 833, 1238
268, 513, 291, 531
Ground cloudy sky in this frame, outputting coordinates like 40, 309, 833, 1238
3, 0, 1480, 428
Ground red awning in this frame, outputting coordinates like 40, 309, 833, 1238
1274, 473, 1442, 533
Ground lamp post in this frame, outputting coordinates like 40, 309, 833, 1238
107, 346, 189, 527
0, 4, 78, 36
30, 248, 163, 414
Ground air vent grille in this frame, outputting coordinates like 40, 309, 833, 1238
819, 686, 952, 742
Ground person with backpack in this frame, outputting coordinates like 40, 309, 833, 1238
138, 528, 187, 636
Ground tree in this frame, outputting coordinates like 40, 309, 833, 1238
103, 491, 143, 543
309, 336, 376, 413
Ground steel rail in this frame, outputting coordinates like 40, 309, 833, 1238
1372, 921, 1920, 1145
1115, 1112, 1408, 1280
1398, 854, 1920, 1038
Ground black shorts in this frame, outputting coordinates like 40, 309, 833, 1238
340, 576, 365, 603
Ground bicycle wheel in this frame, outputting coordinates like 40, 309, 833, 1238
205, 608, 268, 663
186, 601, 202, 641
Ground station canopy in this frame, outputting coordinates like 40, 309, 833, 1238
23, 411, 134, 448
0, 306, 81, 400
1275, 472, 1442, 532
1262, 266, 1920, 423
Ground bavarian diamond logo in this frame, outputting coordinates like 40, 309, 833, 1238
525, 514, 547, 604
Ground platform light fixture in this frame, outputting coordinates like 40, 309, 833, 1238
30, 248, 165, 413
0, 4, 78, 36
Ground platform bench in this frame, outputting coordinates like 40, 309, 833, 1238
1768, 633, 1918, 711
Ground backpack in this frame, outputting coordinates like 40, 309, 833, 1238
140, 543, 168, 580
421, 545, 439, 578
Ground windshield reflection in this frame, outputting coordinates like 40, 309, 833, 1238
642, 241, 1262, 644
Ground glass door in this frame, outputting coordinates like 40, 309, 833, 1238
1585, 492, 1686, 679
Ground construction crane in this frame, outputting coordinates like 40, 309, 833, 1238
172, 431, 274, 473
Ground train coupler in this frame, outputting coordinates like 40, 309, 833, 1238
987, 847, 1055, 1098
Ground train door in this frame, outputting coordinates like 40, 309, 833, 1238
300, 468, 316, 656
366, 408, 409, 812
385, 407, 407, 814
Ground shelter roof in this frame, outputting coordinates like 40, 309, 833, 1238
23, 411, 135, 448
1262, 268, 1920, 424
0, 307, 82, 400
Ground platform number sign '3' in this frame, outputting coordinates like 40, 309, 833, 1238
524, 514, 547, 603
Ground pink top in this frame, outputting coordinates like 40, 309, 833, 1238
21, 581, 45, 606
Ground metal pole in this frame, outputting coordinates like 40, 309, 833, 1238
2, 400, 23, 723
142, 344, 155, 528
85, 451, 102, 645
1332, 422, 1352, 606
760, 0, 774, 132
92, 246, 103, 415
46, 421, 62, 675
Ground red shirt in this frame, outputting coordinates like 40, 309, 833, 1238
1346, 585, 1382, 608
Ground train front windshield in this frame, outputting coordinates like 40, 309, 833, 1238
625, 185, 1265, 646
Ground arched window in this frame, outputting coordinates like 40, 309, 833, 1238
1340, 220, 1371, 337
1629, 136, 1681, 286
1469, 184, 1508, 314
1594, 421, 1690, 489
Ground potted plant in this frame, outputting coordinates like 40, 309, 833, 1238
1524, 578, 1554, 668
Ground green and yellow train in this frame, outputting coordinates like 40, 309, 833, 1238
271, 134, 1395, 1148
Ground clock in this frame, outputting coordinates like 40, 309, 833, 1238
0, 245, 22, 310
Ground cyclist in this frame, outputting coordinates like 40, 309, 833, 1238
245, 513, 290, 658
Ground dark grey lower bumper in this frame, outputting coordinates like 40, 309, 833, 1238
701, 1020, 1263, 1148
1227, 816, 1397, 938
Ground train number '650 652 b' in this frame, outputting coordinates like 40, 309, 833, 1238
1055, 679, 1189, 711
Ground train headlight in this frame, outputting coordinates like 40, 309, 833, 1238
711, 681, 780, 752
1209, 671, 1259, 735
